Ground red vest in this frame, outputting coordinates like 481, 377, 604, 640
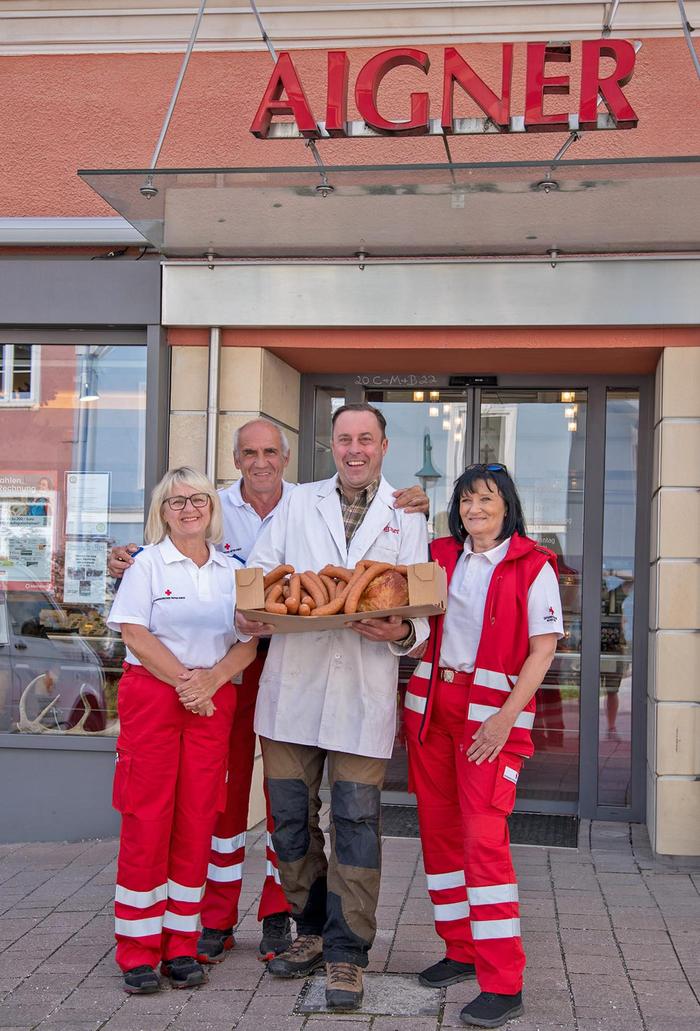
405, 533, 558, 758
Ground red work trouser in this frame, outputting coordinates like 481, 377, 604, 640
113, 665, 235, 972
405, 674, 526, 995
200, 650, 290, 930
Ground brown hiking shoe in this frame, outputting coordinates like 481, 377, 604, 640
325, 961, 363, 1011
267, 934, 324, 978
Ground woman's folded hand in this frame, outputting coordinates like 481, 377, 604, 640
176, 668, 220, 711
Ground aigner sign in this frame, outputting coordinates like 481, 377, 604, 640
251, 41, 638, 140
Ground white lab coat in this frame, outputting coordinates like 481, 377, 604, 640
247, 475, 430, 759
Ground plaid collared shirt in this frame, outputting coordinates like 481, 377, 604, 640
336, 477, 415, 649
337, 477, 381, 544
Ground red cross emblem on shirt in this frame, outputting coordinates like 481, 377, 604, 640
224, 543, 231, 551
165, 589, 172, 596
548, 606, 555, 615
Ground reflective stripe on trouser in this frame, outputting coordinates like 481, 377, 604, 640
113, 666, 235, 972
262, 737, 386, 969
404, 677, 526, 995
200, 653, 290, 930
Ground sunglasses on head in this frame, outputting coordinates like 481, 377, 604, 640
464, 462, 508, 475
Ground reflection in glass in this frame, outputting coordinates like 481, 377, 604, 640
313, 388, 346, 481
361, 389, 468, 792
480, 389, 587, 807
366, 389, 467, 541
0, 343, 147, 736
598, 391, 639, 806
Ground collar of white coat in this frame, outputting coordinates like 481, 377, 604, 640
220, 477, 293, 510
463, 536, 511, 565
158, 535, 228, 568
318, 474, 395, 508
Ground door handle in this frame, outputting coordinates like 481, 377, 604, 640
14, 643, 27, 650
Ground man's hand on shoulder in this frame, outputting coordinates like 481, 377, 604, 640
108, 543, 142, 579
393, 485, 429, 516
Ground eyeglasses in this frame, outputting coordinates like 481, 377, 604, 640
163, 493, 211, 511
465, 462, 508, 475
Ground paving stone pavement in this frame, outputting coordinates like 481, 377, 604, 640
0, 820, 698, 1031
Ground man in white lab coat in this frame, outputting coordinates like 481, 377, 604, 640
239, 402, 430, 1012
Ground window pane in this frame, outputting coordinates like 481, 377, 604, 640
480, 388, 587, 808
11, 344, 33, 398
0, 343, 147, 736
598, 390, 639, 806
313, 388, 346, 480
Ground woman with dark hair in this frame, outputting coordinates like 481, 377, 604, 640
403, 463, 563, 1029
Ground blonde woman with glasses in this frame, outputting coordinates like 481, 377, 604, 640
107, 467, 256, 995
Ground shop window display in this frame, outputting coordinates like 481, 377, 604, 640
0, 343, 147, 735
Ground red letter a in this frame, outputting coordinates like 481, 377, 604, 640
250, 52, 318, 139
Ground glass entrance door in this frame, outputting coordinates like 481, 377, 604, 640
300, 373, 648, 820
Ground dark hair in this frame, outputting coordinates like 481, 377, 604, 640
331, 402, 387, 439
447, 463, 526, 543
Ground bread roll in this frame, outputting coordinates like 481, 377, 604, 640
356, 568, 409, 612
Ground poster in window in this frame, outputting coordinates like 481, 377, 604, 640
63, 540, 108, 604
65, 472, 110, 538
0, 470, 56, 590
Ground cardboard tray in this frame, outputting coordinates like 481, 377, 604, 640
236, 562, 447, 634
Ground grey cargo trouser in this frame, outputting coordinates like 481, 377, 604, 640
261, 737, 386, 968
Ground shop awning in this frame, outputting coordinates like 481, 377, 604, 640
78, 157, 700, 259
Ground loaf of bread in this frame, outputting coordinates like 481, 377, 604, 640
356, 568, 409, 612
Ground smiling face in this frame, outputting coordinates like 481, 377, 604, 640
234, 420, 289, 501
162, 482, 212, 543
459, 478, 507, 550
331, 410, 388, 495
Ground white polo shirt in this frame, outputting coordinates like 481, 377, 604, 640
107, 536, 242, 668
217, 479, 296, 565
439, 537, 564, 673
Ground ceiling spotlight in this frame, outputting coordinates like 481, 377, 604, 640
413, 390, 424, 402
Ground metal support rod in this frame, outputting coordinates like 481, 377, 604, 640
206, 327, 220, 482
149, 0, 208, 169
602, 0, 622, 35
677, 0, 700, 79
249, 0, 330, 185
551, 131, 582, 165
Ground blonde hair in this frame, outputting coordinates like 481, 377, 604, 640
144, 467, 223, 545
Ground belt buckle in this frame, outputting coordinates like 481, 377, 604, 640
442, 668, 455, 683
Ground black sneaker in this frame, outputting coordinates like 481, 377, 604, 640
122, 964, 160, 994
418, 957, 477, 987
267, 934, 324, 978
197, 926, 235, 964
460, 991, 524, 1028
161, 955, 208, 989
259, 912, 293, 960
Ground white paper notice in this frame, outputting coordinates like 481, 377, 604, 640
65, 473, 110, 537
63, 540, 108, 604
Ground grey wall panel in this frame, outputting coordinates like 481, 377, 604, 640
0, 739, 119, 843
163, 259, 700, 327
0, 260, 161, 326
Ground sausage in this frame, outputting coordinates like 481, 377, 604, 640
285, 573, 301, 614
298, 603, 312, 616
309, 586, 350, 617
301, 594, 316, 610
320, 564, 354, 583
300, 572, 327, 608
344, 562, 394, 614
264, 582, 287, 614
263, 564, 294, 589
320, 574, 337, 601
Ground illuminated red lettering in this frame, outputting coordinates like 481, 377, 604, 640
441, 45, 513, 131
579, 39, 638, 129
250, 51, 318, 139
355, 48, 431, 135
325, 50, 350, 136
524, 43, 571, 130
